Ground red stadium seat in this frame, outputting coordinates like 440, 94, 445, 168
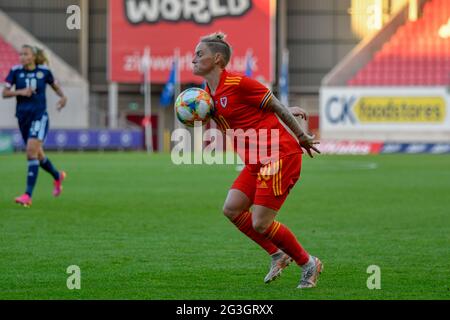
0, 36, 19, 83
349, 0, 450, 86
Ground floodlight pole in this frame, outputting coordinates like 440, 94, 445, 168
173, 48, 190, 151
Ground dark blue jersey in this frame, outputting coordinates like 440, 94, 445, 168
5, 64, 55, 119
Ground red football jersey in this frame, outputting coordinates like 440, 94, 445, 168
205, 69, 302, 172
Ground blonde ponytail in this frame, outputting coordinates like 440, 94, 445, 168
34, 47, 49, 66
22, 45, 49, 66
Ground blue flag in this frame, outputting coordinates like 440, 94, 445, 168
245, 52, 253, 77
160, 58, 178, 107
279, 50, 289, 106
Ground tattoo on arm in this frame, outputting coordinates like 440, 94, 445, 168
267, 96, 305, 139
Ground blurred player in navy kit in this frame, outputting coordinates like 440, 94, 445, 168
2, 45, 67, 207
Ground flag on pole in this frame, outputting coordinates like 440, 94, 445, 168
160, 56, 178, 107
140, 47, 153, 153
245, 50, 253, 77
279, 49, 289, 106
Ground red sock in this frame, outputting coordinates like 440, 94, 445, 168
232, 211, 279, 255
263, 221, 309, 266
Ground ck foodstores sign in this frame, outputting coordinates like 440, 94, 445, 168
320, 87, 450, 132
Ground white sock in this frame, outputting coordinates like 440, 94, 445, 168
302, 255, 315, 268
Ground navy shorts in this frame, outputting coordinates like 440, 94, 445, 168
18, 112, 49, 144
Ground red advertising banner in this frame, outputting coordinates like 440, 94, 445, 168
108, 0, 276, 84
319, 141, 384, 155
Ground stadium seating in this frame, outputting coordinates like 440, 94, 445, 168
349, 0, 450, 86
0, 36, 19, 83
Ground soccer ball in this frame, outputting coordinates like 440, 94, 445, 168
175, 88, 215, 127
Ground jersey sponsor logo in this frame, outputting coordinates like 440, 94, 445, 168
125, 0, 252, 25
220, 97, 228, 108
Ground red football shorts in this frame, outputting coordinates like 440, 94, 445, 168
231, 153, 302, 211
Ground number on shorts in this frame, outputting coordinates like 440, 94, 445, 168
30, 120, 41, 135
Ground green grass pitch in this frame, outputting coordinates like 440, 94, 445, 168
0, 152, 449, 299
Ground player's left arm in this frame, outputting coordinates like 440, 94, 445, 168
267, 96, 320, 158
46, 69, 67, 111
50, 82, 67, 111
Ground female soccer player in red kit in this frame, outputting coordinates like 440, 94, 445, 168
192, 33, 322, 288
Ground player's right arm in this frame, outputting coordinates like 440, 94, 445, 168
2, 68, 33, 98
2, 86, 33, 98
239, 76, 320, 158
